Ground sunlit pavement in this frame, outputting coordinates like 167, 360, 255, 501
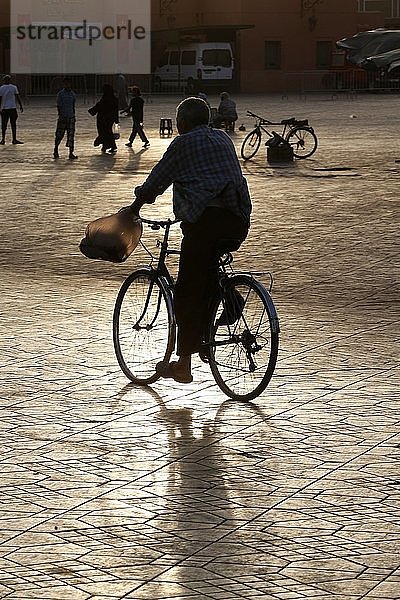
1, 92, 399, 599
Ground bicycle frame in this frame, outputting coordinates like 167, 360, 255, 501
241, 110, 317, 161
137, 219, 252, 344
139, 217, 238, 301
138, 216, 275, 307
246, 110, 307, 140
114, 214, 279, 400
138, 217, 180, 287
124, 218, 178, 340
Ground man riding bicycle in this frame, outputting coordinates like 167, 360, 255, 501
130, 97, 252, 383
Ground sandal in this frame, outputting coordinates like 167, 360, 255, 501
156, 361, 193, 384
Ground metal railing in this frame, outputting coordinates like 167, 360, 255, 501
10, 73, 182, 102
6, 70, 400, 99
283, 69, 400, 94
12, 74, 90, 101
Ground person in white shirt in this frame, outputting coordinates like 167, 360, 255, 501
0, 75, 24, 145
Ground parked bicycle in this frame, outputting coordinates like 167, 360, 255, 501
241, 110, 318, 160
113, 215, 280, 402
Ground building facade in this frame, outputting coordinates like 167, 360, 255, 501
152, 0, 385, 92
359, 0, 400, 27
0, 0, 389, 91
0, 0, 9, 74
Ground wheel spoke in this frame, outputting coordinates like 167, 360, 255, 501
286, 126, 318, 159
208, 276, 278, 401
241, 129, 261, 160
113, 270, 175, 384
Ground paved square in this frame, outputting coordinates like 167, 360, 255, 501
0, 91, 399, 599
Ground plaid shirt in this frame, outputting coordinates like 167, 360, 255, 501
57, 89, 76, 119
135, 125, 251, 224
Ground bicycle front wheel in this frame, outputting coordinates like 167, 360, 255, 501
207, 274, 279, 401
285, 126, 318, 158
113, 269, 175, 385
241, 128, 262, 160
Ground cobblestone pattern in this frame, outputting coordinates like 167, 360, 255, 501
0, 93, 399, 599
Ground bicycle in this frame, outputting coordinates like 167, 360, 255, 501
113, 215, 280, 402
241, 110, 318, 161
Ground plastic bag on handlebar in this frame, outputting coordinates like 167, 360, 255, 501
79, 207, 143, 263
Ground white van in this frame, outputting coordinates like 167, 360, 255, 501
153, 42, 234, 92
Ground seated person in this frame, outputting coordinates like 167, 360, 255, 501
212, 92, 238, 128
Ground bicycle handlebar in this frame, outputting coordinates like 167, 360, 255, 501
139, 216, 181, 229
246, 110, 272, 125
246, 110, 261, 118
246, 110, 311, 129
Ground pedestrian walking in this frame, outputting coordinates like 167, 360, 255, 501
122, 86, 150, 149
88, 84, 119, 154
0, 75, 24, 145
53, 79, 78, 160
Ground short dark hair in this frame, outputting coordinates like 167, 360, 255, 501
102, 83, 115, 97
176, 97, 210, 127
3, 75, 11, 84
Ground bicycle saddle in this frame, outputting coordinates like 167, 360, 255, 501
280, 117, 297, 125
217, 238, 242, 254
294, 119, 309, 126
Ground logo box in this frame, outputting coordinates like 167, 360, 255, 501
11, 0, 151, 74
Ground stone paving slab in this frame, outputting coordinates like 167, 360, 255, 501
0, 92, 399, 598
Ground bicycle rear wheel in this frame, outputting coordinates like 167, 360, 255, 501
241, 128, 262, 160
285, 126, 318, 158
207, 274, 279, 401
113, 268, 175, 384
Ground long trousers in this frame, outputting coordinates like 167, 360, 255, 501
174, 207, 248, 356
129, 121, 149, 144
1, 109, 18, 140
